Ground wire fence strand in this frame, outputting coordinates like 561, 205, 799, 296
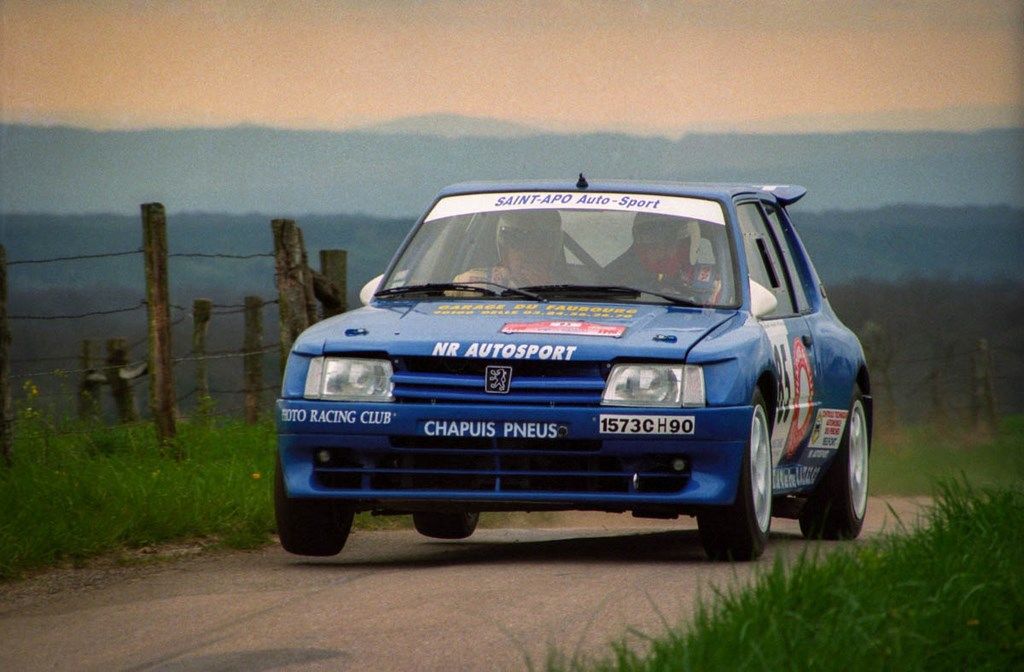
9, 302, 147, 321
209, 385, 279, 395
12, 361, 147, 381
11, 354, 82, 365
12, 342, 281, 381
6, 249, 143, 266
169, 252, 274, 260
170, 343, 280, 365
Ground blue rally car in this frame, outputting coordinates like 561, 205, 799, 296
276, 179, 871, 561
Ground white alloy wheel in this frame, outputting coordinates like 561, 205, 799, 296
750, 404, 772, 533
848, 400, 869, 520
698, 389, 772, 560
799, 385, 869, 541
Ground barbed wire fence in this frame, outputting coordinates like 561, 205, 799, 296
0, 207, 349, 461
859, 320, 1018, 434
0, 209, 1018, 463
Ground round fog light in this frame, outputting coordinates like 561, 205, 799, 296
671, 457, 687, 472
317, 450, 331, 464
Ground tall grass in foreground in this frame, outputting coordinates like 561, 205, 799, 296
555, 481, 1024, 672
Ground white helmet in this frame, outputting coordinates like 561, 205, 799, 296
495, 210, 563, 263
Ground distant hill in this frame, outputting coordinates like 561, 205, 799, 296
793, 205, 1024, 284
2, 124, 1023, 217
352, 114, 543, 138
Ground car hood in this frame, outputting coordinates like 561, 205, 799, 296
293, 300, 738, 361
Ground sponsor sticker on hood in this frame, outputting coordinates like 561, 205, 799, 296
501, 321, 626, 338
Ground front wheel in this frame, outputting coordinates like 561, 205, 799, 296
413, 512, 480, 540
799, 387, 870, 540
274, 455, 355, 556
697, 389, 772, 561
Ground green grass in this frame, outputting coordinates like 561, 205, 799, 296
552, 481, 1024, 672
2, 399, 1021, 581
870, 415, 1024, 495
0, 409, 415, 580
0, 415, 279, 580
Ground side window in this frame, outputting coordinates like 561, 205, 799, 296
735, 202, 796, 317
762, 203, 810, 312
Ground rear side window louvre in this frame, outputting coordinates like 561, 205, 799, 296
755, 238, 780, 288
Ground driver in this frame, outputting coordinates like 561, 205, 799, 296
454, 210, 565, 288
611, 212, 722, 303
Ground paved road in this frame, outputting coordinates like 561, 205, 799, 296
0, 498, 928, 672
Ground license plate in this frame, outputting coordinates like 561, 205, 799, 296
599, 414, 695, 435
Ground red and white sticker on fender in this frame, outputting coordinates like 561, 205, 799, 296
763, 320, 815, 465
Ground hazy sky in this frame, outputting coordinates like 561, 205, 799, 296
2, 0, 1022, 134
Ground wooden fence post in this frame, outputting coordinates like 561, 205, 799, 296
315, 249, 348, 318
0, 245, 12, 466
927, 368, 945, 427
272, 219, 316, 374
243, 296, 263, 424
192, 298, 212, 418
860, 321, 897, 431
142, 203, 177, 450
297, 228, 317, 326
78, 340, 102, 421
928, 342, 960, 428
107, 338, 138, 423
972, 338, 998, 432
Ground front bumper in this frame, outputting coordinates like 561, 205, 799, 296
277, 399, 753, 510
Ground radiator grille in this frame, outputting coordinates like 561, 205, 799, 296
390, 357, 607, 405
312, 437, 689, 496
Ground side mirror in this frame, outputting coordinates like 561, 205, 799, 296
360, 274, 384, 306
749, 280, 778, 319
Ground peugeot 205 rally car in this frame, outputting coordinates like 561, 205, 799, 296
275, 178, 871, 561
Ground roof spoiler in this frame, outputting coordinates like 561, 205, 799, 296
761, 185, 807, 206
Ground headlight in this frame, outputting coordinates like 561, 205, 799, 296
601, 364, 705, 407
303, 357, 394, 402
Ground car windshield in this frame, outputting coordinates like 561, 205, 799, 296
380, 191, 738, 308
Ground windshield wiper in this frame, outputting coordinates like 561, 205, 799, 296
374, 283, 500, 299
374, 282, 546, 302
520, 284, 703, 308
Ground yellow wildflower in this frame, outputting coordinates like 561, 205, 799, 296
23, 380, 40, 399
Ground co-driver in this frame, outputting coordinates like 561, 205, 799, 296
606, 212, 722, 304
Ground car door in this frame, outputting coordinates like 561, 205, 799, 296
763, 201, 860, 478
735, 200, 818, 484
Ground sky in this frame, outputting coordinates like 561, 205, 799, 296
1, 0, 1022, 135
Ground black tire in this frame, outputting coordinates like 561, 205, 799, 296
799, 386, 870, 540
698, 388, 773, 561
274, 454, 354, 556
412, 511, 480, 540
